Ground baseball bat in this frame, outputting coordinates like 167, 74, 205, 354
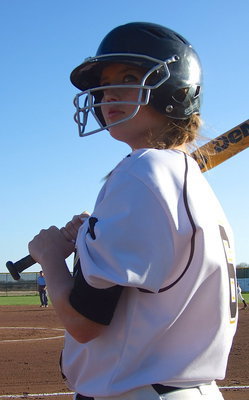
6, 256, 35, 281
6, 119, 249, 280
192, 119, 249, 172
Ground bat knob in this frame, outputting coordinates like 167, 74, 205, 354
6, 261, 21, 281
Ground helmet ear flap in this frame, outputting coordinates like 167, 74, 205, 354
149, 82, 202, 119
173, 85, 201, 103
173, 87, 190, 103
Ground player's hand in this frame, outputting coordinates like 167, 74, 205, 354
60, 211, 90, 244
28, 225, 75, 265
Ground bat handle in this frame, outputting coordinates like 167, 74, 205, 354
6, 255, 36, 281
5, 213, 89, 280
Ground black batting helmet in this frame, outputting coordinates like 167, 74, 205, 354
71, 22, 202, 136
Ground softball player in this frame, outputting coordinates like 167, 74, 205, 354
37, 270, 48, 307
237, 283, 247, 309
29, 22, 238, 400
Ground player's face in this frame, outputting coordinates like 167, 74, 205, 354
100, 63, 168, 149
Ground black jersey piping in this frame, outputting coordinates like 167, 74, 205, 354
139, 153, 197, 293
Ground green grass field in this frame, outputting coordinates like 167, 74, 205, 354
239, 293, 249, 303
0, 295, 44, 306
0, 294, 248, 306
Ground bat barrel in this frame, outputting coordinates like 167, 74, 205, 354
191, 119, 249, 172
6, 255, 36, 281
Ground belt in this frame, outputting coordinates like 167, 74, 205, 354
75, 385, 180, 399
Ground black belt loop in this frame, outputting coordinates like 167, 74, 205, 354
152, 384, 179, 394
75, 394, 94, 400
152, 383, 212, 395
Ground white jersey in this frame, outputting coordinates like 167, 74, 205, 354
61, 149, 237, 397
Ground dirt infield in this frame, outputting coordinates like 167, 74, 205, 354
0, 305, 248, 400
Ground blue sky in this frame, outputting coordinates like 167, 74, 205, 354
0, 0, 248, 273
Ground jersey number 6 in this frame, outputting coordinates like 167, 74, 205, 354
219, 225, 237, 323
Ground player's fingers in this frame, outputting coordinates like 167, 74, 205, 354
29, 226, 75, 263
63, 219, 82, 242
60, 227, 76, 243
64, 212, 90, 239
61, 211, 91, 244
79, 211, 91, 221
71, 215, 86, 229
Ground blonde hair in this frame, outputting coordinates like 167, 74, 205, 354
104, 114, 203, 181
147, 114, 202, 151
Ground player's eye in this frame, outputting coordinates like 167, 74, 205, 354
123, 74, 140, 84
100, 74, 140, 86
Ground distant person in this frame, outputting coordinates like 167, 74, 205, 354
37, 271, 48, 308
237, 284, 247, 310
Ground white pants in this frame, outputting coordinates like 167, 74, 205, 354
74, 381, 224, 400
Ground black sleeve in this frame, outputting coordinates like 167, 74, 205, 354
69, 257, 124, 326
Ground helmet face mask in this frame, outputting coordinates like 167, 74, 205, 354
73, 53, 178, 137
70, 22, 202, 137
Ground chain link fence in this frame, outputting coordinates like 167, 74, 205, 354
0, 272, 39, 296
0, 268, 248, 296
237, 268, 249, 292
